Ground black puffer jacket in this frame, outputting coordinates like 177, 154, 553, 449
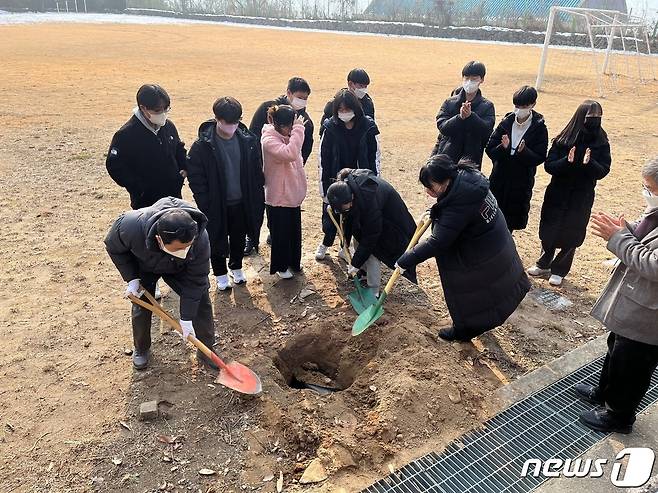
397, 169, 530, 332
106, 115, 186, 209
104, 197, 210, 320
186, 121, 265, 256
431, 88, 495, 168
319, 116, 380, 197
341, 169, 417, 283
486, 111, 549, 230
539, 132, 611, 248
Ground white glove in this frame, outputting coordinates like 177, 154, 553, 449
395, 263, 406, 275
347, 265, 359, 277
179, 320, 196, 341
124, 279, 143, 298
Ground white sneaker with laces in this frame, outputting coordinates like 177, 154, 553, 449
527, 265, 551, 276
277, 269, 293, 280
315, 243, 328, 261
216, 275, 231, 291
549, 274, 564, 286
229, 269, 247, 285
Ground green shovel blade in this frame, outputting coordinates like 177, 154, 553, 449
348, 278, 378, 314
352, 292, 388, 336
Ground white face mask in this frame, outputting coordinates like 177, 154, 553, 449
147, 110, 168, 127
338, 111, 355, 123
462, 79, 480, 94
643, 188, 658, 209
158, 236, 191, 259
354, 87, 368, 99
217, 121, 239, 137
514, 107, 532, 120
290, 97, 307, 110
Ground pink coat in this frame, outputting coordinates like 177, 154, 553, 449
261, 123, 308, 208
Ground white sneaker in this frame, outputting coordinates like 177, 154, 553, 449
527, 265, 551, 276
216, 275, 231, 291
276, 269, 293, 280
315, 243, 328, 261
549, 274, 564, 286
229, 269, 247, 285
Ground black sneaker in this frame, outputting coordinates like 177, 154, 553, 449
574, 383, 604, 405
438, 326, 472, 342
197, 350, 219, 371
244, 236, 257, 256
132, 349, 150, 370
579, 408, 633, 434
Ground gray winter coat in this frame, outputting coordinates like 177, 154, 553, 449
104, 197, 211, 320
591, 216, 658, 346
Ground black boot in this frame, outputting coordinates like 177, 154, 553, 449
438, 326, 472, 343
197, 350, 219, 372
244, 236, 257, 256
574, 383, 604, 405
579, 408, 633, 434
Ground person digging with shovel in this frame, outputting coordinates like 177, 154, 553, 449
395, 154, 530, 342
326, 168, 418, 298
104, 197, 216, 371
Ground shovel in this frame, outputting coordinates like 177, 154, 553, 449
326, 205, 378, 314
128, 289, 262, 395
352, 215, 432, 336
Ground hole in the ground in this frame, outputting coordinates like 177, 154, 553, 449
273, 331, 370, 395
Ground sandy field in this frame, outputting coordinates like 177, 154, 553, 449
0, 19, 657, 493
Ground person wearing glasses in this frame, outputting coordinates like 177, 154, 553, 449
104, 197, 215, 371
106, 84, 187, 210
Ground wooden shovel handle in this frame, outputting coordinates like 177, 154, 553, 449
326, 205, 353, 264
383, 215, 432, 296
127, 293, 229, 372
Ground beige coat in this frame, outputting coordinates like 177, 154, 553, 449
591, 220, 658, 346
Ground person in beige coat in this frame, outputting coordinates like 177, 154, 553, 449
575, 156, 658, 434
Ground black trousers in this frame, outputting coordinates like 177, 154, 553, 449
596, 331, 658, 423
321, 203, 337, 247
536, 242, 577, 277
268, 205, 302, 274
211, 203, 247, 276
131, 275, 215, 353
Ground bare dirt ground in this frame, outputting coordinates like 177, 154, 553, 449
0, 20, 657, 493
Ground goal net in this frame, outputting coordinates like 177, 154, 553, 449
536, 7, 657, 97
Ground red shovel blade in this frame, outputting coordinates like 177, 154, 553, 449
214, 360, 263, 395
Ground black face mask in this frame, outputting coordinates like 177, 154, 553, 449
583, 117, 601, 133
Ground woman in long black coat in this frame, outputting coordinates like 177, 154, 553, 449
528, 100, 611, 286
396, 154, 530, 342
486, 86, 549, 232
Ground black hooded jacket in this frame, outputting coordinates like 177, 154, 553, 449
186, 120, 265, 256
104, 197, 210, 320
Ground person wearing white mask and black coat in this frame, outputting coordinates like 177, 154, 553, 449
319, 68, 375, 135
395, 154, 530, 342
187, 97, 265, 292
486, 86, 549, 232
316, 88, 381, 261
431, 61, 495, 169
527, 100, 611, 287
106, 84, 187, 210
246, 78, 314, 255
575, 157, 658, 434
104, 197, 215, 371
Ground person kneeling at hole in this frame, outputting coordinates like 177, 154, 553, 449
395, 154, 530, 343
104, 197, 215, 370
326, 168, 417, 296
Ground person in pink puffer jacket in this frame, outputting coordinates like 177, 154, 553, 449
261, 105, 308, 279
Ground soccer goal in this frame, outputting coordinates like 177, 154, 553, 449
536, 6, 656, 97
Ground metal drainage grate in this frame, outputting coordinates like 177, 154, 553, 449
361, 356, 658, 493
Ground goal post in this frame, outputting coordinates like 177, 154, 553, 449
536, 6, 656, 97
